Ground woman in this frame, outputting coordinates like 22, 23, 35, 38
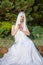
0, 12, 43, 65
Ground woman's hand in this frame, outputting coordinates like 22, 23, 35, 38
18, 24, 23, 30
20, 28, 23, 31
20, 28, 30, 36
23, 30, 30, 36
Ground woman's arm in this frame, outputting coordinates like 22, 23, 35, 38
23, 30, 30, 36
11, 25, 19, 36
20, 28, 30, 36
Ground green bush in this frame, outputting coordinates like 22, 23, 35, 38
0, 22, 12, 38
27, 25, 43, 39
31, 26, 43, 39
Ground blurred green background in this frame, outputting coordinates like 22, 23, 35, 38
0, 0, 43, 49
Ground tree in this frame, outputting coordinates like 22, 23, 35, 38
0, 0, 34, 23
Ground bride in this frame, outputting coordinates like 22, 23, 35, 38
0, 11, 43, 65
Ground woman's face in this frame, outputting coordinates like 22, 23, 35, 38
20, 15, 24, 23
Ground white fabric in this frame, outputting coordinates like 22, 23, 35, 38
0, 31, 43, 65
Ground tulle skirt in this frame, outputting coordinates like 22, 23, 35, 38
0, 36, 43, 65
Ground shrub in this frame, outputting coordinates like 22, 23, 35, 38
27, 25, 43, 39
31, 26, 43, 39
0, 21, 12, 38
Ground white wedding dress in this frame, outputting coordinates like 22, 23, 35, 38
0, 30, 43, 65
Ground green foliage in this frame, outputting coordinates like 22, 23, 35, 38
0, 0, 43, 26
0, 0, 14, 10
27, 25, 43, 39
31, 3, 43, 26
31, 26, 43, 39
14, 0, 34, 11
0, 22, 12, 38
0, 53, 3, 58
0, 0, 34, 22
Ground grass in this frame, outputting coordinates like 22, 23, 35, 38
33, 36, 43, 46
0, 35, 14, 48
